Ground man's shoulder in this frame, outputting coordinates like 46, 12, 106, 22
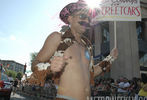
45, 31, 62, 42
49, 31, 62, 38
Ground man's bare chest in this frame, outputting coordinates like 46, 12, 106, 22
65, 43, 90, 67
61, 43, 91, 82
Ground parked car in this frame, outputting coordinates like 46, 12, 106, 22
0, 73, 12, 100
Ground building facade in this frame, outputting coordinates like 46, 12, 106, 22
0, 60, 25, 74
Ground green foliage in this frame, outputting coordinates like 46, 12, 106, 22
8, 71, 12, 77
30, 52, 38, 65
16, 72, 23, 80
5, 70, 23, 80
5, 70, 17, 79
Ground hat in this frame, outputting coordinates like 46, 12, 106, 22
60, 0, 89, 24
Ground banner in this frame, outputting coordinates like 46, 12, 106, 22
92, 0, 141, 22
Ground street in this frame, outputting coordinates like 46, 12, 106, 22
10, 92, 51, 100
10, 93, 34, 100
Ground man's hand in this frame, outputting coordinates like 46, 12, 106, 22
92, 48, 118, 77
110, 48, 118, 60
50, 56, 69, 73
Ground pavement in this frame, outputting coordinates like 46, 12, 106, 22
10, 92, 34, 100
10, 91, 52, 100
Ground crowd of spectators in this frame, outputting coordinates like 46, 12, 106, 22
91, 76, 147, 97
17, 79, 57, 99
15, 75, 147, 99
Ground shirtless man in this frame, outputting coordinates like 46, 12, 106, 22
31, 0, 118, 100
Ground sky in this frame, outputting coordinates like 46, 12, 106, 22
0, 0, 77, 72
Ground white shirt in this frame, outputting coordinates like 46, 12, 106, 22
117, 82, 130, 93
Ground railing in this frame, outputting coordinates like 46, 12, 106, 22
17, 85, 57, 100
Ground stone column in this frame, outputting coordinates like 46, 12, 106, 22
143, 22, 147, 41
109, 22, 140, 79
94, 25, 102, 57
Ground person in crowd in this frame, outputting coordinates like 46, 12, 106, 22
138, 74, 147, 98
117, 77, 130, 96
13, 78, 18, 95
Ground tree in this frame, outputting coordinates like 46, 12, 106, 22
16, 72, 23, 80
5, 70, 17, 79
30, 52, 38, 65
7, 71, 12, 77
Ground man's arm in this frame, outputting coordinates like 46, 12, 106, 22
31, 32, 62, 72
92, 48, 118, 77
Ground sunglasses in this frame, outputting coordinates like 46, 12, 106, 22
73, 13, 91, 21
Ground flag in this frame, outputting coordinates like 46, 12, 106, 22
7, 64, 10, 68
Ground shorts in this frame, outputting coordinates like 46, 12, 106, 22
56, 94, 76, 100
